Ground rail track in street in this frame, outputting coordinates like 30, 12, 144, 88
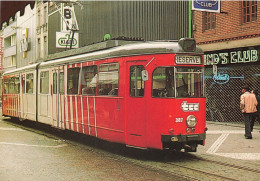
2, 118, 260, 181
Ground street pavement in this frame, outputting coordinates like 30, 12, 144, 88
197, 121, 260, 160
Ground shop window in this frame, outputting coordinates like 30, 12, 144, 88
67, 67, 80, 94
130, 65, 145, 97
40, 71, 49, 94
26, 73, 34, 94
203, 12, 216, 31
98, 63, 119, 96
242, 0, 257, 23
81, 66, 97, 95
152, 67, 175, 98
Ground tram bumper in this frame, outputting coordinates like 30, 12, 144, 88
161, 133, 206, 151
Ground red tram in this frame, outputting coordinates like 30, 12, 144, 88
2, 38, 206, 152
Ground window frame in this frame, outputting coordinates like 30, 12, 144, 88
26, 73, 34, 94
40, 71, 49, 94
130, 65, 145, 97
67, 67, 80, 95
242, 0, 257, 23
81, 65, 97, 95
98, 63, 119, 96
202, 12, 216, 31
152, 67, 175, 98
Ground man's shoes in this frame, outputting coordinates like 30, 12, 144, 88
245, 136, 252, 139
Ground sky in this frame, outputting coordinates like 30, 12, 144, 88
0, 1, 35, 29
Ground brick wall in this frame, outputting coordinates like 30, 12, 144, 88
193, 1, 260, 45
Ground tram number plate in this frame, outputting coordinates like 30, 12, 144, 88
175, 118, 183, 123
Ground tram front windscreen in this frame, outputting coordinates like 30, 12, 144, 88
152, 67, 204, 98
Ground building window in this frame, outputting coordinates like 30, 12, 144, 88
37, 38, 41, 59
4, 34, 16, 48
203, 12, 216, 31
242, 0, 257, 23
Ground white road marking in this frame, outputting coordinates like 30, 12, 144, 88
207, 133, 229, 154
0, 127, 25, 131
0, 141, 67, 148
206, 130, 260, 160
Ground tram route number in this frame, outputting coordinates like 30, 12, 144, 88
175, 55, 202, 65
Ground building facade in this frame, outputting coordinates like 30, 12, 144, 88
2, 4, 37, 70
193, 0, 260, 123
48, 1, 192, 54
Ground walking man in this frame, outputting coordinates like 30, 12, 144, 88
240, 85, 258, 139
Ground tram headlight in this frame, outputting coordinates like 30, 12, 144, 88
186, 115, 197, 128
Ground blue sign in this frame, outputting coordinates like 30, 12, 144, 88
192, 0, 221, 13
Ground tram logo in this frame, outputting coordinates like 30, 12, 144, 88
181, 101, 199, 112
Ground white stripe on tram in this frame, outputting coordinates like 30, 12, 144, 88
81, 95, 85, 134
75, 95, 79, 132
70, 96, 74, 131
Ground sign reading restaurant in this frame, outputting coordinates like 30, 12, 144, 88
204, 46, 259, 65
192, 0, 221, 13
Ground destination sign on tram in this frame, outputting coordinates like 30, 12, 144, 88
175, 55, 202, 65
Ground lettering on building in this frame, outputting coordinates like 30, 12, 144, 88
204, 49, 259, 65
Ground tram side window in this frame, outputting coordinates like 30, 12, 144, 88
81, 66, 97, 95
14, 76, 20, 94
98, 63, 119, 96
22, 75, 25, 94
4, 78, 9, 94
53, 73, 57, 94
152, 67, 174, 98
40, 71, 49, 94
9, 77, 15, 94
67, 67, 80, 94
59, 72, 64, 94
26, 73, 34, 94
130, 66, 144, 97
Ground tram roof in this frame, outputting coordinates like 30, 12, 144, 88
3, 39, 203, 76
40, 39, 203, 68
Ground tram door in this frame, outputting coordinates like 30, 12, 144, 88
126, 63, 146, 148
52, 69, 65, 129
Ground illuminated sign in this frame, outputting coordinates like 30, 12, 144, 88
192, 0, 221, 13
204, 48, 259, 65
175, 55, 202, 65
213, 73, 230, 84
